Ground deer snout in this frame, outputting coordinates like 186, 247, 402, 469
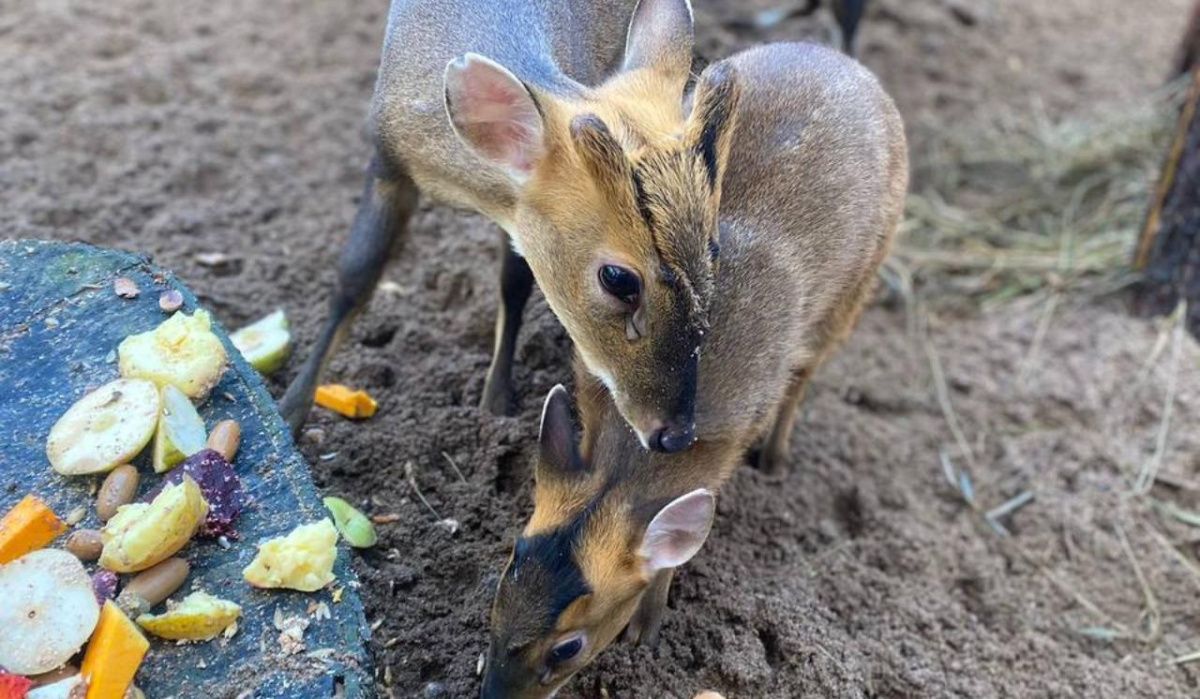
648, 418, 696, 453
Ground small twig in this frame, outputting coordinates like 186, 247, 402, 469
1147, 525, 1200, 592
1117, 522, 1161, 643
924, 325, 977, 470
1153, 472, 1200, 492
441, 451, 467, 483
404, 461, 442, 521
1133, 302, 1185, 494
985, 490, 1035, 532
1168, 649, 1200, 666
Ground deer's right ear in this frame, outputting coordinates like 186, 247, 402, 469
444, 53, 545, 181
537, 385, 585, 480
622, 0, 694, 88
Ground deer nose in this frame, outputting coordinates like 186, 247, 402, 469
649, 420, 696, 453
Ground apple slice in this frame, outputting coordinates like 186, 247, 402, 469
152, 384, 207, 473
46, 378, 160, 476
0, 549, 100, 675
119, 310, 227, 400
230, 309, 291, 375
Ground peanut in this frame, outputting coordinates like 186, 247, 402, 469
96, 464, 139, 521
64, 529, 103, 561
206, 419, 241, 461
117, 557, 190, 617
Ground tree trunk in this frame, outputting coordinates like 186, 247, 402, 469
1132, 67, 1200, 336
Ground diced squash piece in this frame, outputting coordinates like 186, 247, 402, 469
0, 549, 100, 675
0, 494, 66, 564
314, 384, 377, 419
136, 591, 241, 641
46, 379, 160, 476
243, 519, 338, 591
230, 309, 291, 375
151, 385, 206, 473
80, 602, 148, 699
118, 310, 227, 400
99, 476, 208, 573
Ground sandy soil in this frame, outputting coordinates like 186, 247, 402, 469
4, 0, 1200, 696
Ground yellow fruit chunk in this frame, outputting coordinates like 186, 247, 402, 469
80, 601, 148, 699
46, 378, 160, 476
230, 309, 291, 375
152, 385, 207, 473
136, 591, 241, 641
243, 519, 338, 592
314, 384, 377, 419
118, 310, 227, 400
0, 494, 66, 564
100, 476, 208, 573
0, 549, 100, 675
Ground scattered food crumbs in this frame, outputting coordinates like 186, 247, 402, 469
370, 618, 384, 632
64, 506, 87, 526
314, 384, 377, 419
436, 518, 460, 536
113, 277, 140, 299
477, 652, 486, 676
105, 349, 117, 363
158, 289, 183, 313
44, 317, 59, 329
273, 608, 309, 656
371, 513, 402, 524
0, 282, 11, 292
303, 427, 326, 445
331, 586, 344, 604
307, 601, 331, 621
218, 535, 231, 550
319, 452, 338, 462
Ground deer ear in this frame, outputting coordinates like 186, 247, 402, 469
537, 385, 585, 480
622, 0, 694, 87
684, 60, 742, 192
445, 53, 545, 181
639, 489, 715, 573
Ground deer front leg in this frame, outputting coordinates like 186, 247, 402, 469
755, 367, 812, 475
479, 236, 534, 416
623, 568, 675, 646
279, 156, 417, 435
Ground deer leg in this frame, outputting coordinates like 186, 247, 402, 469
832, 0, 868, 55
623, 568, 675, 646
279, 156, 417, 435
755, 368, 812, 475
479, 237, 534, 415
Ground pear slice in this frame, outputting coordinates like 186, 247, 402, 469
47, 378, 160, 476
0, 549, 100, 675
230, 309, 291, 375
152, 385, 207, 473
119, 310, 227, 400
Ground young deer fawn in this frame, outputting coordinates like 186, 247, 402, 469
281, 0, 861, 454
483, 41, 906, 698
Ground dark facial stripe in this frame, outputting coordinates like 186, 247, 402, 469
509, 515, 591, 631
630, 168, 655, 229
696, 120, 720, 190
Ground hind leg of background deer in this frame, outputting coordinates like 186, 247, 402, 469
756, 368, 812, 475
479, 238, 534, 415
832, 0, 867, 55
623, 568, 675, 646
279, 157, 418, 436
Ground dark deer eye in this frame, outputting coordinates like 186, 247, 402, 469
548, 636, 584, 666
598, 265, 640, 305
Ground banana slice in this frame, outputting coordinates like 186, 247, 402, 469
136, 591, 241, 641
152, 384, 207, 473
230, 309, 291, 375
118, 310, 227, 400
0, 549, 100, 675
46, 378, 160, 476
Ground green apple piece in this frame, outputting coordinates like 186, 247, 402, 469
230, 309, 291, 375
153, 384, 207, 473
47, 378, 161, 475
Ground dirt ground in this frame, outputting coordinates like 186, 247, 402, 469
4, 0, 1200, 696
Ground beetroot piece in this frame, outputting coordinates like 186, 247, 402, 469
146, 449, 245, 539
92, 569, 118, 605
0, 672, 33, 699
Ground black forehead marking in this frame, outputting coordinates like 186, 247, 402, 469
508, 509, 593, 632
630, 168, 655, 230
697, 119, 720, 189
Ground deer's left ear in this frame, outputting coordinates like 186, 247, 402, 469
684, 60, 742, 192
444, 53, 545, 181
639, 488, 715, 573
622, 0, 694, 90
